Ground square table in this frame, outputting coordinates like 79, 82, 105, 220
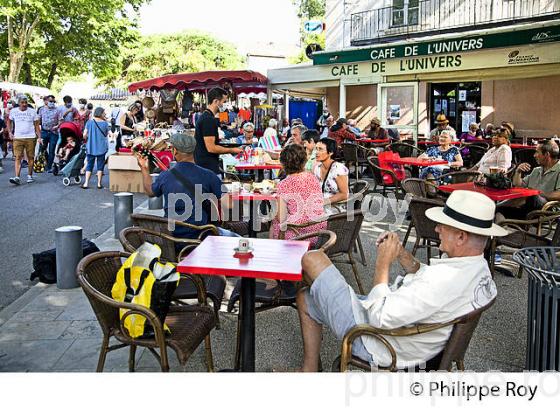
234, 162, 283, 182
177, 236, 310, 372
389, 157, 448, 167
438, 182, 541, 201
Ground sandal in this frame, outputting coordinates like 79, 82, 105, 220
81, 185, 88, 189
97, 184, 104, 189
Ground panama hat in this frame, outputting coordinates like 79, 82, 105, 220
435, 114, 449, 124
425, 190, 508, 237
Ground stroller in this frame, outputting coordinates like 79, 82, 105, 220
60, 144, 87, 186
52, 122, 84, 185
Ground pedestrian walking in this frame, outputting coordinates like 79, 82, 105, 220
81, 107, 109, 189
6, 95, 42, 185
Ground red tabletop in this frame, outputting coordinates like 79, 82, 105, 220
438, 182, 541, 201
358, 138, 390, 144
177, 236, 310, 281
390, 157, 448, 166
510, 144, 537, 149
235, 162, 283, 171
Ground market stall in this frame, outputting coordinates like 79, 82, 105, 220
128, 70, 268, 128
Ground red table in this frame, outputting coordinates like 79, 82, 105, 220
438, 182, 541, 201
357, 138, 390, 144
389, 157, 448, 166
177, 236, 310, 372
234, 162, 283, 182
510, 144, 537, 150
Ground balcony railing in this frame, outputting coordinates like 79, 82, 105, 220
350, 0, 560, 45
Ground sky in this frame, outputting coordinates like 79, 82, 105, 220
138, 0, 302, 53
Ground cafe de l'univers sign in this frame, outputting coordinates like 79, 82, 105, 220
311, 24, 560, 78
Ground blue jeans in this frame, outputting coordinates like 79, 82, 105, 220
86, 154, 105, 172
41, 130, 58, 170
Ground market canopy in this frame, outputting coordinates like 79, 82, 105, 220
0, 81, 52, 97
128, 70, 268, 94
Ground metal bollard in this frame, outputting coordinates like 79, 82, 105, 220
114, 192, 133, 238
148, 174, 163, 210
55, 226, 83, 289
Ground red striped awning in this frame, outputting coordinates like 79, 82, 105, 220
128, 70, 268, 93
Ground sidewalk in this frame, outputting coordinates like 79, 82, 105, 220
0, 197, 528, 372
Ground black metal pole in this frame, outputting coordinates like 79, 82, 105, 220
240, 277, 256, 372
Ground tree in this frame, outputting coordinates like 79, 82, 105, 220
0, 0, 146, 87
106, 31, 244, 86
290, 0, 326, 64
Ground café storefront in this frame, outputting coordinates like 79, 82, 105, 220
267, 21, 560, 139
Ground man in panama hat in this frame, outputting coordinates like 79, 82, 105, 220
295, 190, 507, 371
430, 113, 457, 142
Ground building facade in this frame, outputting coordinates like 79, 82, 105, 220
268, 0, 560, 138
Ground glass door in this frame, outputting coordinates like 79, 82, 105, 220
378, 82, 419, 142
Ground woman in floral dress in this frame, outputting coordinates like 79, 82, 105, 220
418, 130, 463, 182
270, 144, 327, 241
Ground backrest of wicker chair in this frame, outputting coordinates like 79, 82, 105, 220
514, 148, 538, 168
388, 143, 413, 158
467, 141, 490, 150
119, 227, 177, 263
293, 229, 337, 252
438, 171, 481, 184
77, 251, 128, 336
437, 298, 495, 370
131, 213, 171, 235
401, 178, 428, 197
466, 145, 486, 168
409, 197, 444, 242
326, 210, 365, 255
349, 180, 370, 210
341, 143, 359, 163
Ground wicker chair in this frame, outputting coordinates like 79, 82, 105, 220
228, 230, 337, 370
119, 227, 226, 328
341, 143, 373, 180
366, 156, 404, 197
283, 210, 367, 294
404, 197, 444, 261
401, 178, 437, 198
331, 180, 370, 266
332, 298, 495, 372
513, 148, 538, 168
130, 213, 218, 240
464, 145, 487, 168
434, 170, 482, 185
77, 251, 216, 372
387, 142, 424, 158
489, 212, 560, 278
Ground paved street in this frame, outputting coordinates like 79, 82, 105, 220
0, 188, 528, 372
0, 157, 146, 309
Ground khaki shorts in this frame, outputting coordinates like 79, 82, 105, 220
13, 138, 37, 158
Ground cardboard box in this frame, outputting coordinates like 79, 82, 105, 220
108, 153, 144, 193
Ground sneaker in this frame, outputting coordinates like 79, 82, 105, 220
0, 166, 3, 174
21, 160, 28, 168
494, 252, 502, 265
27, 175, 34, 183
9, 177, 21, 185
47, 168, 53, 173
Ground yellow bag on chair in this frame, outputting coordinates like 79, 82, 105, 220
111, 243, 179, 338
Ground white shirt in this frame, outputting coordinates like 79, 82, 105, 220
320, 127, 329, 139
476, 144, 512, 174
9, 108, 39, 138
349, 254, 496, 368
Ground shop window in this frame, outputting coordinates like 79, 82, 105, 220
392, 0, 419, 27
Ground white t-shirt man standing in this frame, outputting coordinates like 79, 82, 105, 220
7, 95, 41, 185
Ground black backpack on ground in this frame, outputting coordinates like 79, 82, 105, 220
30, 239, 100, 284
